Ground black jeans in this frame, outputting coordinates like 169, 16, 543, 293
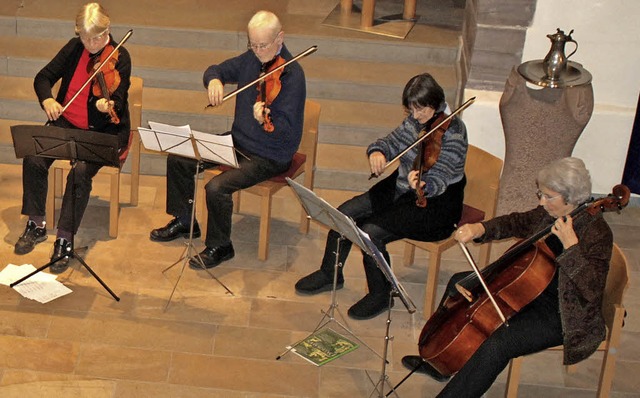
318, 171, 465, 297
165, 152, 290, 248
21, 118, 103, 234
436, 272, 563, 398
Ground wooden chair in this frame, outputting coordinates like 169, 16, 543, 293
46, 76, 143, 238
504, 243, 630, 397
199, 99, 321, 260
403, 145, 504, 318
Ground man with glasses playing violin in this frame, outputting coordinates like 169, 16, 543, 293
14, 2, 131, 274
150, 10, 306, 269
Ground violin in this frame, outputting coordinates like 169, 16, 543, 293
256, 55, 286, 133
87, 44, 121, 124
368, 97, 475, 180
417, 184, 630, 377
204, 46, 317, 108
413, 112, 451, 207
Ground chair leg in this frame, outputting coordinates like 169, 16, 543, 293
504, 357, 523, 398
257, 193, 272, 261
597, 306, 625, 397
130, 134, 140, 206
47, 166, 65, 229
403, 242, 416, 266
424, 250, 442, 318
109, 171, 120, 238
299, 207, 310, 234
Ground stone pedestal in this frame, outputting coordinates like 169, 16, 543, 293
496, 67, 593, 215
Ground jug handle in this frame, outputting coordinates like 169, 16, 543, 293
566, 39, 578, 59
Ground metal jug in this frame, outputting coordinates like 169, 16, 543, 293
542, 28, 578, 81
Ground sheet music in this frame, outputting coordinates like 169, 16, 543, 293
139, 121, 238, 167
192, 129, 237, 167
0, 263, 73, 303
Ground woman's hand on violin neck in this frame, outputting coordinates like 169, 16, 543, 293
96, 98, 114, 114
408, 170, 425, 190
455, 223, 485, 243
207, 79, 224, 107
368, 151, 387, 177
42, 98, 63, 121
253, 101, 268, 125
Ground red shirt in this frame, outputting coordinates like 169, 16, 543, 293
62, 50, 91, 129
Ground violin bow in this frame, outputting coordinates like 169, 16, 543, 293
204, 45, 318, 109
369, 96, 476, 179
60, 29, 133, 115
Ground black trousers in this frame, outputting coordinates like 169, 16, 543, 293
318, 171, 465, 297
165, 152, 290, 248
21, 118, 103, 234
436, 272, 563, 398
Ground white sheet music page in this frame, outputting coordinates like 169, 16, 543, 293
191, 129, 238, 167
140, 121, 195, 157
0, 263, 73, 303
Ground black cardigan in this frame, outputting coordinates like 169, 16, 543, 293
34, 36, 131, 150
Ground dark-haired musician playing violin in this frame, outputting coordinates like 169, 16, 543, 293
403, 157, 613, 397
15, 2, 131, 273
295, 73, 468, 320
150, 10, 306, 269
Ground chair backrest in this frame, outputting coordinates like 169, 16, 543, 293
119, 76, 143, 164
602, 243, 629, 328
300, 100, 320, 165
299, 99, 320, 187
129, 77, 143, 129
463, 145, 503, 221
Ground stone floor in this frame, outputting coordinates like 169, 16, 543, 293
0, 162, 638, 398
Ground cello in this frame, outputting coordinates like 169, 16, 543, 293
417, 184, 630, 376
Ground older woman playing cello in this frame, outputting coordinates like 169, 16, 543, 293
402, 157, 614, 397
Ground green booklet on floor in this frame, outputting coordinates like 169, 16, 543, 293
289, 327, 359, 366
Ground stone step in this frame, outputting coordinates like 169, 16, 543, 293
0, 2, 462, 195
0, 35, 459, 105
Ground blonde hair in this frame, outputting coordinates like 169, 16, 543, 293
75, 3, 110, 37
247, 10, 282, 36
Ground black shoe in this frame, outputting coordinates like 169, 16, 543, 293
150, 217, 200, 242
189, 243, 235, 269
401, 355, 450, 382
50, 238, 72, 274
14, 220, 47, 255
347, 292, 394, 320
295, 270, 344, 295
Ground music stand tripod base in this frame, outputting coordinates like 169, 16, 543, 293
161, 159, 234, 311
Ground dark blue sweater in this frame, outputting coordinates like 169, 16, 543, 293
203, 45, 306, 163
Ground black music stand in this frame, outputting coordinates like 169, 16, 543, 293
138, 121, 236, 310
9, 124, 121, 301
282, 178, 416, 397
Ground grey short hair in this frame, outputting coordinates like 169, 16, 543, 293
537, 157, 592, 205
247, 10, 282, 36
